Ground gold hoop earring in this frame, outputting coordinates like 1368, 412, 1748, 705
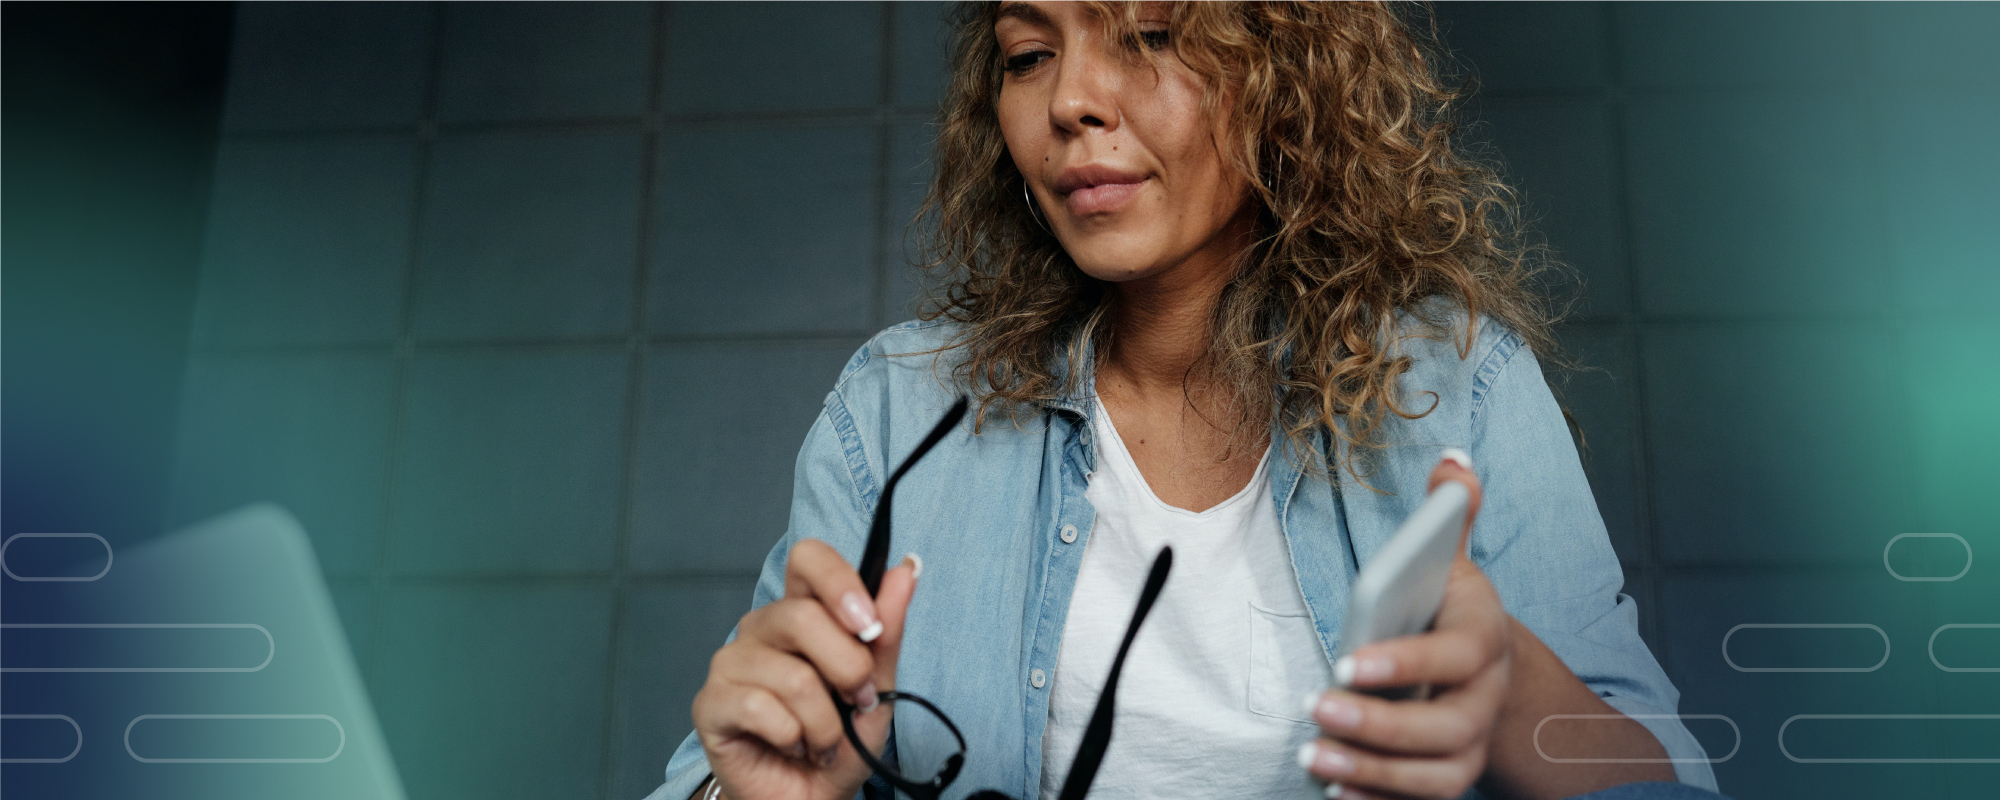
1023, 182, 1053, 235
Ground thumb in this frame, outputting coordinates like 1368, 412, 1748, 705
1427, 447, 1483, 557
867, 553, 922, 690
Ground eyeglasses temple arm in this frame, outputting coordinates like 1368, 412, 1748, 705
1055, 546, 1172, 800
858, 396, 968, 596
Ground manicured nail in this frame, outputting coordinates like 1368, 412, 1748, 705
1308, 745, 1355, 777
1296, 741, 1318, 770
841, 591, 883, 642
854, 683, 879, 712
1323, 782, 1345, 799
1302, 690, 1324, 718
1440, 447, 1473, 470
1317, 696, 1362, 732
1332, 655, 1393, 686
902, 552, 924, 581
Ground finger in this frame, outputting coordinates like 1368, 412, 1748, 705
1306, 689, 1483, 756
1427, 449, 1482, 554
865, 553, 922, 690
693, 680, 806, 760
740, 598, 877, 696
784, 539, 883, 642
1301, 738, 1482, 800
1336, 623, 1505, 689
712, 644, 851, 760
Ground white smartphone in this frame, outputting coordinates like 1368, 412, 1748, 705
1335, 480, 1470, 699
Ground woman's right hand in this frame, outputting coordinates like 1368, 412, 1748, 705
691, 539, 921, 800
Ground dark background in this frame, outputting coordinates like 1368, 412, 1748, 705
5, 3, 1997, 799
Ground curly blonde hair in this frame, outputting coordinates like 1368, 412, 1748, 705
915, 1, 1567, 478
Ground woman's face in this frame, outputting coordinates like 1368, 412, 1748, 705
994, 1, 1254, 286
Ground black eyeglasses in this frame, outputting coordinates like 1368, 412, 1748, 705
836, 396, 1172, 800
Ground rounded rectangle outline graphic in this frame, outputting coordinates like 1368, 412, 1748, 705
1722, 623, 1889, 672
1533, 714, 1738, 763
1, 533, 112, 582
1779, 714, 2000, 763
124, 714, 345, 763
0, 714, 83, 763
1883, 533, 1971, 582
0, 624, 274, 673
1929, 624, 2000, 672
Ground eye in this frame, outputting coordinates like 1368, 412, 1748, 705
1005, 49, 1053, 75
1138, 28, 1171, 50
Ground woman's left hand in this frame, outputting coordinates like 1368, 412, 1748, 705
1300, 454, 1515, 800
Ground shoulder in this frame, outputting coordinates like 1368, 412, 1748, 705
829, 318, 968, 401
1387, 297, 1534, 418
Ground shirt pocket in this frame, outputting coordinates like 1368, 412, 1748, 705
1246, 602, 1335, 724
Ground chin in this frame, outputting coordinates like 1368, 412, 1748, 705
1061, 232, 1166, 284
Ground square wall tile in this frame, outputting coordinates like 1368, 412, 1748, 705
415, 130, 643, 341
649, 125, 879, 336
1902, 321, 2000, 538
1469, 99, 1625, 316
1554, 325, 1643, 565
374, 585, 613, 800
1615, 2, 1861, 89
663, 2, 882, 114
1624, 95, 1880, 317
1433, 1, 1610, 93
630, 341, 862, 574
893, 2, 956, 109
168, 353, 396, 577
1865, 2, 2000, 85
880, 122, 947, 325
390, 350, 627, 575
612, 581, 756, 800
223, 3, 432, 131
194, 136, 416, 347
1644, 324, 1917, 566
437, 2, 654, 123
1658, 574, 1943, 799
1874, 93, 2000, 315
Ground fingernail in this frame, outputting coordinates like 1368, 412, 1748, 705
1310, 745, 1355, 777
841, 591, 882, 642
1323, 782, 1345, 799
1301, 690, 1323, 718
1296, 741, 1318, 770
902, 552, 924, 581
1440, 447, 1473, 470
1318, 696, 1362, 732
1333, 655, 1392, 686
855, 683, 879, 712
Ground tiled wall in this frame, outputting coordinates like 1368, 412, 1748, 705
169, 4, 952, 798
169, 4, 1999, 799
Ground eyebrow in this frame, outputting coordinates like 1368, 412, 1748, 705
995, 1, 1055, 29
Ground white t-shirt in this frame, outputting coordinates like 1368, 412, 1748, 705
1038, 400, 1334, 799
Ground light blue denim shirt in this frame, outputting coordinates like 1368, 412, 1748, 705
650, 311, 1717, 800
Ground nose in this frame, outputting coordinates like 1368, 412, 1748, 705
1047, 41, 1118, 136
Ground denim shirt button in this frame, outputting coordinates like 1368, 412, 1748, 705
1060, 524, 1078, 544
1079, 429, 1091, 447
1031, 668, 1047, 688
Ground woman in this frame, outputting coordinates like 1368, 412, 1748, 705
655, 3, 1720, 799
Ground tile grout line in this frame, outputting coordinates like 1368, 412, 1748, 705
1592, 0, 1670, 664
869, 0, 898, 329
599, 3, 674, 796
364, 0, 450, 686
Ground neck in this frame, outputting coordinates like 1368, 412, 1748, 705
1097, 212, 1256, 402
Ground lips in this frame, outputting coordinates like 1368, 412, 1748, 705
1054, 164, 1147, 216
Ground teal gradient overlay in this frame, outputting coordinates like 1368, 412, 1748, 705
7, 3, 1999, 799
